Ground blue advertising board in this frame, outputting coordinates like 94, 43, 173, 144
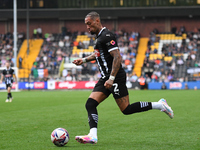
148, 81, 200, 90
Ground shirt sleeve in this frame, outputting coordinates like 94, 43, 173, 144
2, 70, 5, 75
104, 33, 119, 52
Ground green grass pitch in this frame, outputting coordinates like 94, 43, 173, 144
0, 90, 199, 150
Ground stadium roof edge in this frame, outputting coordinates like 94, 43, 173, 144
0, 6, 200, 19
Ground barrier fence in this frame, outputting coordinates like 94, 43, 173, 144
0, 81, 199, 90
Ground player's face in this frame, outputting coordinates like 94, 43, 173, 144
6, 62, 10, 68
85, 17, 99, 35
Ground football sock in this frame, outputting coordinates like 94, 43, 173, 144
9, 93, 12, 98
7, 93, 10, 99
88, 128, 97, 139
85, 98, 99, 138
122, 102, 152, 115
151, 102, 163, 110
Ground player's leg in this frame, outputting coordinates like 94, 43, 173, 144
113, 80, 173, 118
5, 85, 10, 102
115, 95, 173, 118
87, 91, 107, 137
115, 95, 153, 114
75, 92, 108, 144
75, 78, 110, 144
7, 86, 13, 102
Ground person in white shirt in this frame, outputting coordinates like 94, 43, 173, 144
37, 26, 42, 38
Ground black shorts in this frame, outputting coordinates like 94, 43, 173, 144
6, 84, 12, 89
93, 76, 129, 99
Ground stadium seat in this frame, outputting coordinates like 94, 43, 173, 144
164, 56, 173, 61
133, 38, 149, 76
17, 39, 43, 78
72, 35, 94, 55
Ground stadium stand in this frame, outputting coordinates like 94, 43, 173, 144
133, 38, 148, 77
17, 39, 43, 79
142, 28, 200, 83
0, 32, 23, 67
29, 30, 140, 81
2, 27, 199, 83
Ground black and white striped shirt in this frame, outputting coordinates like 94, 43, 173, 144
2, 68, 15, 84
94, 27, 125, 79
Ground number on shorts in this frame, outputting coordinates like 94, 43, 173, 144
113, 83, 119, 93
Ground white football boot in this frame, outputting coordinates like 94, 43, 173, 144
9, 98, 13, 102
159, 98, 174, 119
75, 135, 97, 144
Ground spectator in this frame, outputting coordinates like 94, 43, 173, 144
171, 61, 176, 70
62, 69, 68, 78
180, 25, 186, 33
130, 72, 138, 82
33, 28, 37, 39
39, 62, 44, 69
66, 74, 72, 81
58, 40, 64, 48
151, 73, 158, 82
166, 61, 172, 69
145, 74, 151, 84
138, 76, 146, 90
177, 57, 184, 66
71, 67, 77, 80
161, 82, 167, 90
37, 26, 42, 38
167, 73, 173, 81
190, 52, 196, 60
19, 56, 23, 68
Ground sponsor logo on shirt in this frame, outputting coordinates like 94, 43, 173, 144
110, 40, 115, 45
94, 49, 100, 57
5, 74, 11, 77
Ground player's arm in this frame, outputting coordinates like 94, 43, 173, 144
73, 53, 96, 66
110, 49, 122, 77
103, 33, 122, 89
0, 73, 3, 83
14, 74, 18, 84
104, 49, 121, 89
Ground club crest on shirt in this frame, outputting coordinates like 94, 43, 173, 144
110, 40, 116, 45
94, 49, 100, 57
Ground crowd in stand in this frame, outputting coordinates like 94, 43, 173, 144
142, 26, 200, 84
0, 33, 15, 67
32, 29, 140, 81
1, 26, 200, 84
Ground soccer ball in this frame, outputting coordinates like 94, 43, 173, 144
51, 128, 69, 146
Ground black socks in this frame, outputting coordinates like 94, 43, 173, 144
122, 102, 152, 115
85, 98, 99, 128
7, 93, 12, 99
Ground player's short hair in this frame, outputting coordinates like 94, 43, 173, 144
85, 11, 100, 21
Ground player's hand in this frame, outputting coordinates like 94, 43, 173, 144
72, 59, 83, 66
0, 80, 2, 84
104, 79, 114, 89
